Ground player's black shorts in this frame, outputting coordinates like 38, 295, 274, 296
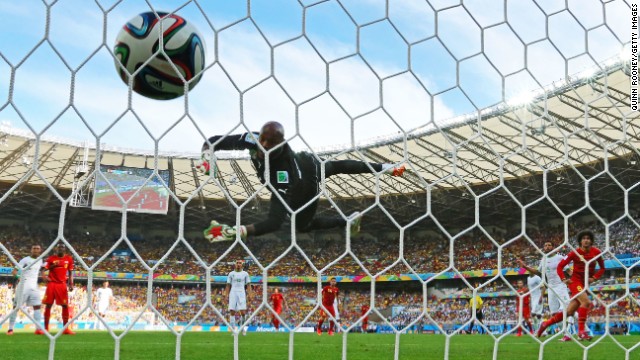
475, 310, 483, 321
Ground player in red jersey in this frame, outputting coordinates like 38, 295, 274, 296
270, 288, 286, 331
360, 304, 370, 333
42, 243, 75, 335
317, 278, 339, 336
537, 230, 605, 341
515, 279, 533, 336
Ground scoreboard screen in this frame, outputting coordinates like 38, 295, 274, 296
92, 165, 171, 214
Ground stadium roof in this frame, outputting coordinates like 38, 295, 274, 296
1, 63, 639, 232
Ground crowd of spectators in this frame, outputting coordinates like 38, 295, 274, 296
1, 216, 639, 278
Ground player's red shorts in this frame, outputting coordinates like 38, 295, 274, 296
320, 303, 335, 317
568, 280, 586, 297
42, 282, 69, 305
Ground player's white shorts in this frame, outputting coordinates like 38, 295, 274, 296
14, 286, 42, 307
530, 294, 543, 315
548, 285, 570, 314
229, 291, 247, 311
98, 302, 109, 315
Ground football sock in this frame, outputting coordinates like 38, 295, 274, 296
567, 316, 575, 335
62, 306, 69, 325
329, 320, 334, 332
34, 308, 42, 327
577, 307, 588, 333
44, 306, 51, 330
547, 312, 564, 326
8, 309, 17, 330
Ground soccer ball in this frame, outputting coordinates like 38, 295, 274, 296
113, 12, 206, 100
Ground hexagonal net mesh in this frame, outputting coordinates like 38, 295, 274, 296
0, 0, 638, 359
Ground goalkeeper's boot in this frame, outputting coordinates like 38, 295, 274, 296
62, 328, 76, 335
34, 329, 45, 335
391, 165, 406, 177
559, 335, 572, 342
577, 332, 592, 342
349, 212, 361, 236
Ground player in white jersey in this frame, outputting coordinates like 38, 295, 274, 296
226, 259, 252, 336
527, 273, 543, 330
95, 281, 113, 329
7, 244, 45, 335
518, 241, 573, 341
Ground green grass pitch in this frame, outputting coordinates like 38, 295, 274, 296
3, 332, 639, 360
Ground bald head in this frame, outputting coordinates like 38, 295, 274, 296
260, 122, 284, 145
258, 121, 285, 158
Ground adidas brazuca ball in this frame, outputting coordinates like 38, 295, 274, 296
114, 12, 205, 100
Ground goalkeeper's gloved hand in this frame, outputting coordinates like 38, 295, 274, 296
195, 150, 213, 176
204, 220, 247, 242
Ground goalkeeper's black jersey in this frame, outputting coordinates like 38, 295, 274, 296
206, 133, 320, 235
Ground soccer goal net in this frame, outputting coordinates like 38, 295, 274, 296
0, 1, 638, 360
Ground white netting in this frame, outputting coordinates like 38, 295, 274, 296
0, 0, 638, 359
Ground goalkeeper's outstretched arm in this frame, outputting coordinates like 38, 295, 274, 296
204, 187, 289, 241
197, 133, 259, 176
203, 133, 259, 152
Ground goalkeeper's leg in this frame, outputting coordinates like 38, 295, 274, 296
295, 200, 344, 232
324, 160, 405, 178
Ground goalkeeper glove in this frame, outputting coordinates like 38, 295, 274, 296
195, 150, 215, 176
204, 220, 247, 242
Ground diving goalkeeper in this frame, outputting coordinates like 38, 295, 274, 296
197, 121, 405, 242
